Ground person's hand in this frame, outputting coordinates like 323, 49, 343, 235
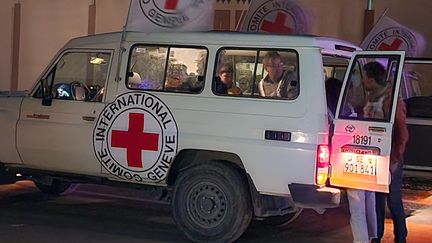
228, 86, 242, 95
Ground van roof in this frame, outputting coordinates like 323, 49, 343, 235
66, 31, 360, 57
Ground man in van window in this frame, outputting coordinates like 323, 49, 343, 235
258, 51, 298, 98
362, 61, 409, 243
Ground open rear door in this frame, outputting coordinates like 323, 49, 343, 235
330, 51, 405, 193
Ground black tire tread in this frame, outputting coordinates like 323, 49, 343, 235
172, 162, 252, 243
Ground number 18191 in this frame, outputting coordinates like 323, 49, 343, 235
352, 135, 371, 145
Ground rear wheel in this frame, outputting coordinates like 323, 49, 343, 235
34, 179, 77, 195
172, 162, 252, 243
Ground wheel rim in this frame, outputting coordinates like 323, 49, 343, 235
186, 181, 228, 228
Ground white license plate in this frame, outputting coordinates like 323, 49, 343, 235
343, 154, 377, 176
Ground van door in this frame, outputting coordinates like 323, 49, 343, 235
17, 50, 113, 175
330, 51, 405, 193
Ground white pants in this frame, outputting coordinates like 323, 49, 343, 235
347, 189, 377, 243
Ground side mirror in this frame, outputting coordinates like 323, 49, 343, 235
40, 78, 52, 106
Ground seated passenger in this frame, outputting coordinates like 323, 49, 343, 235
182, 73, 204, 93
325, 77, 343, 117
258, 51, 298, 98
165, 64, 188, 91
128, 72, 143, 89
237, 76, 252, 95
214, 64, 242, 95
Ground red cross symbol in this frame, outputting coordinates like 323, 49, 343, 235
261, 12, 294, 34
111, 113, 159, 168
165, 0, 179, 10
379, 38, 403, 51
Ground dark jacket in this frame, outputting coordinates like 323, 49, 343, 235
214, 77, 229, 94
391, 99, 409, 164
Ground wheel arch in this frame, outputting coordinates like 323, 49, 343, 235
166, 149, 246, 186
166, 149, 296, 219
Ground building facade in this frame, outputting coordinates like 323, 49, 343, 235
0, 0, 430, 91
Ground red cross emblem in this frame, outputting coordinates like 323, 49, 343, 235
165, 0, 179, 10
379, 38, 403, 51
261, 12, 294, 34
111, 113, 159, 168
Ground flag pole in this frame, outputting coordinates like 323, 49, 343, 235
115, 0, 133, 84
376, 8, 389, 24
235, 1, 251, 31
363, 0, 375, 38
363, 7, 388, 39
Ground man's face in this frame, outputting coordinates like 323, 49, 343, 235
220, 71, 233, 86
362, 72, 375, 92
265, 57, 284, 82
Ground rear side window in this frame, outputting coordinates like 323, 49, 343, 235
213, 48, 299, 99
403, 60, 432, 118
127, 45, 208, 94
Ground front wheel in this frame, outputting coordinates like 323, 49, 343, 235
172, 162, 252, 243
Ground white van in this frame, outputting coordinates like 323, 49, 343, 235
0, 31, 405, 242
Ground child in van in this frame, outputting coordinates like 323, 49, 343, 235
214, 64, 242, 95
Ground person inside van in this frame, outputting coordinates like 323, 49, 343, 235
325, 77, 343, 118
258, 51, 298, 98
214, 64, 242, 95
362, 62, 392, 120
165, 64, 189, 91
127, 72, 143, 89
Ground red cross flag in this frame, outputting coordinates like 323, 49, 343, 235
126, 0, 214, 32
361, 15, 426, 57
238, 0, 310, 34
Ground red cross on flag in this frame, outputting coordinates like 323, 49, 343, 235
361, 15, 426, 57
126, 0, 214, 32
238, 0, 310, 34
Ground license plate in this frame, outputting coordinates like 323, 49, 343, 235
343, 154, 377, 176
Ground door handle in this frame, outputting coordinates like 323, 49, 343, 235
368, 126, 386, 133
82, 116, 96, 122
26, 114, 50, 119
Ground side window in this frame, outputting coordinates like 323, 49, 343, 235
403, 60, 432, 118
42, 51, 111, 102
322, 55, 350, 81
128, 45, 207, 93
338, 55, 403, 122
214, 48, 299, 99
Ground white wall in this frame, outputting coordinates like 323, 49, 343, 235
95, 0, 128, 34
0, 0, 16, 91
0, 0, 430, 91
299, 0, 366, 44
18, 0, 89, 90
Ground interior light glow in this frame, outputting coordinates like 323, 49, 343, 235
90, 57, 105, 65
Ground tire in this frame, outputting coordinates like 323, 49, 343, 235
172, 162, 252, 243
34, 179, 77, 195
259, 208, 303, 227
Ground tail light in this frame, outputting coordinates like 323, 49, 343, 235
316, 144, 330, 186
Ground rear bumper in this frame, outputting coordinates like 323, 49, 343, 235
288, 183, 343, 209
